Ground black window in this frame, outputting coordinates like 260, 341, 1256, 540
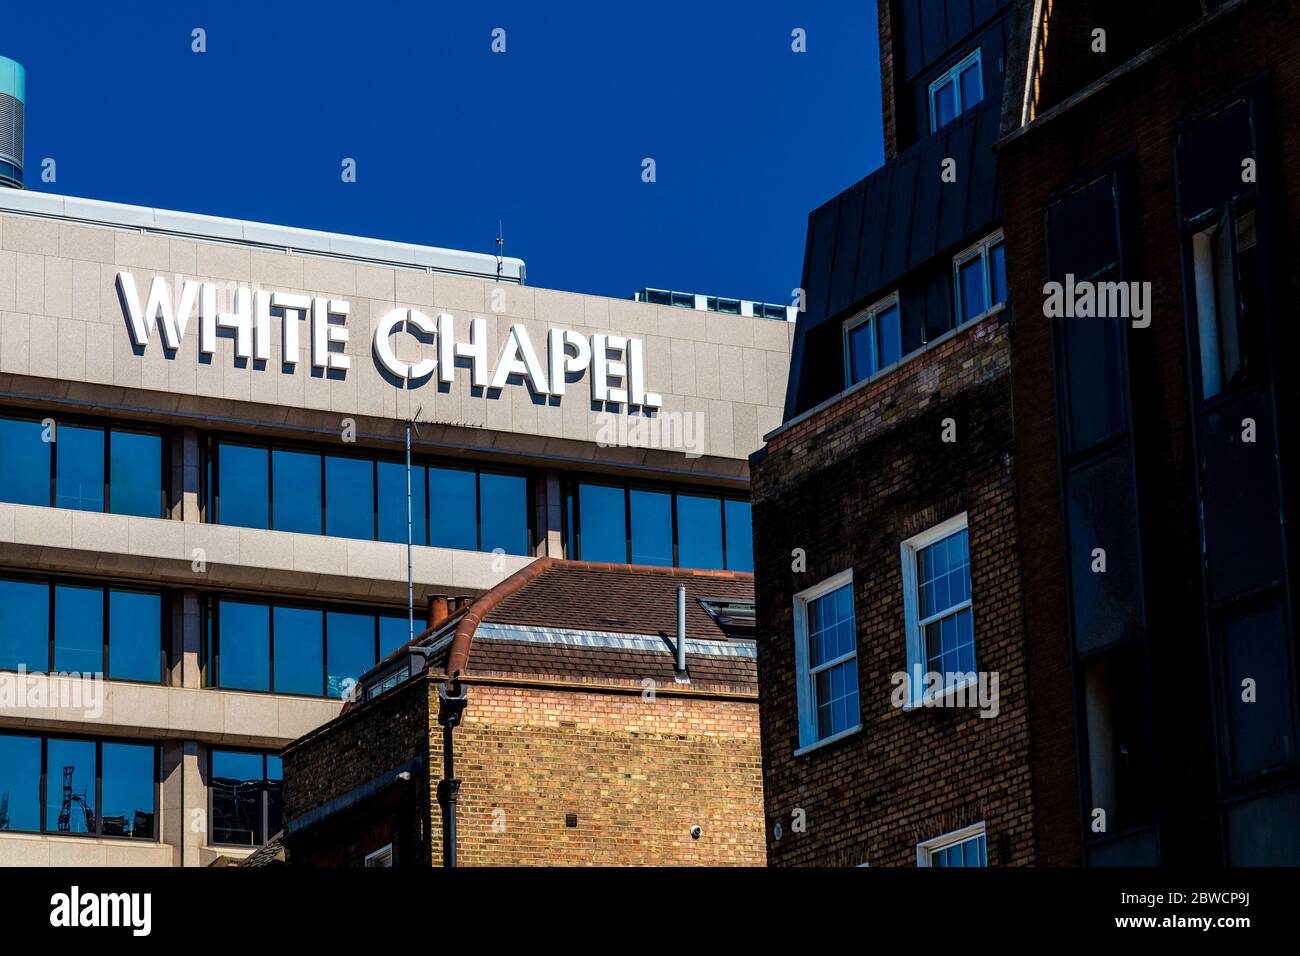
0, 577, 165, 682
0, 734, 157, 839
1081, 649, 1154, 838
210, 750, 282, 846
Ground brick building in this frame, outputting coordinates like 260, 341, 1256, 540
1000, 0, 1300, 865
280, 560, 765, 866
752, 0, 1035, 867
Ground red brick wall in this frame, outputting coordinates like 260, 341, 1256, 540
753, 315, 1036, 866
447, 681, 766, 866
999, 0, 1300, 865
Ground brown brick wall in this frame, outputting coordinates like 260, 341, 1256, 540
753, 314, 1036, 866
1000, 0, 1300, 865
442, 681, 766, 866
878, 0, 898, 160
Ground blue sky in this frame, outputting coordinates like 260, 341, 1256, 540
7, 1, 881, 303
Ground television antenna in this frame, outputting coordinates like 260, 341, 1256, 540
405, 407, 424, 645
495, 221, 504, 281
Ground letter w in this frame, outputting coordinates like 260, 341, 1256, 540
117, 272, 197, 350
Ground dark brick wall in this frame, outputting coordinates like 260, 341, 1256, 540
282, 675, 435, 866
752, 314, 1035, 866
1001, 0, 1300, 865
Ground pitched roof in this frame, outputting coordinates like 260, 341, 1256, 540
438, 560, 757, 693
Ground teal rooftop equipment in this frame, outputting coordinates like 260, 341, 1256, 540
0, 56, 25, 188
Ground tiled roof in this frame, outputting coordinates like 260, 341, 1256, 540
483, 563, 753, 641
438, 560, 758, 693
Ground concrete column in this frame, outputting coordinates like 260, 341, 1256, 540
181, 427, 201, 522
176, 589, 202, 690
539, 469, 563, 557
161, 741, 202, 867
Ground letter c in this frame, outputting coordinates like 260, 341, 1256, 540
374, 308, 436, 380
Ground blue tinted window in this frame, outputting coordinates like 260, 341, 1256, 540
211, 750, 266, 846
217, 443, 268, 529
109, 590, 160, 683
273, 606, 322, 696
54, 584, 102, 674
480, 472, 528, 556
0, 579, 48, 672
379, 615, 411, 658
101, 741, 155, 839
109, 430, 161, 517
847, 318, 875, 384
876, 304, 902, 369
0, 417, 49, 506
629, 489, 672, 566
0, 734, 41, 831
579, 483, 626, 562
326, 611, 374, 699
218, 600, 270, 691
959, 255, 986, 323
932, 78, 957, 129
677, 494, 724, 570
325, 455, 374, 540
725, 499, 753, 572
272, 449, 321, 534
990, 242, 1007, 306
378, 461, 426, 546
46, 738, 96, 834
959, 61, 982, 111
429, 466, 477, 551
55, 424, 104, 512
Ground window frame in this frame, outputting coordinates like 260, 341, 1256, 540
0, 572, 168, 685
917, 821, 987, 867
208, 594, 404, 699
565, 476, 751, 571
841, 292, 901, 389
206, 748, 283, 849
952, 230, 1007, 327
792, 569, 862, 753
364, 843, 395, 867
0, 407, 169, 519
900, 513, 974, 708
928, 48, 983, 134
0, 731, 159, 841
207, 432, 534, 556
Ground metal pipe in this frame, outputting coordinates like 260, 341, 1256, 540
676, 584, 687, 672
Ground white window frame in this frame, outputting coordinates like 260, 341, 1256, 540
842, 292, 901, 388
900, 512, 974, 708
364, 843, 394, 867
792, 569, 862, 754
928, 49, 983, 133
917, 821, 987, 867
952, 230, 1006, 327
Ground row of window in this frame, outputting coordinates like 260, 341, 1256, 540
0, 734, 156, 839
0, 734, 282, 848
0, 578, 163, 682
794, 514, 973, 749
565, 481, 752, 572
207, 598, 413, 698
0, 415, 753, 571
843, 232, 1006, 389
0, 416, 164, 517
209, 437, 532, 555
